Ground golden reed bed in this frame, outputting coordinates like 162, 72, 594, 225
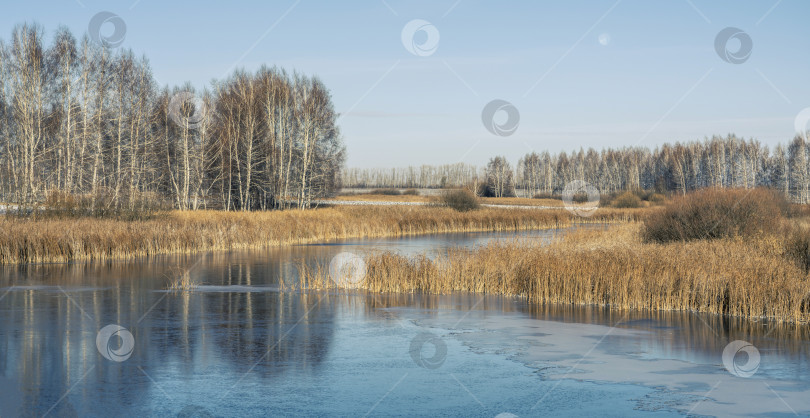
300, 223, 810, 323
0, 206, 640, 264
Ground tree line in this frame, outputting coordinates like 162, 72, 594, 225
344, 134, 810, 202
0, 23, 344, 212
341, 163, 481, 189
516, 134, 809, 201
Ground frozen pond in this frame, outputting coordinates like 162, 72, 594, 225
0, 227, 808, 416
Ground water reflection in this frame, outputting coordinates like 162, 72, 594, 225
0, 259, 341, 416
0, 227, 807, 416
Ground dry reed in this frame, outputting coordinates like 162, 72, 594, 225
0, 206, 640, 264
302, 223, 810, 323
166, 267, 199, 291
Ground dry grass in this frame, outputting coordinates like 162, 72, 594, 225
300, 222, 810, 323
0, 206, 640, 264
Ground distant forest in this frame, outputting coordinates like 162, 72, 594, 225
343, 134, 810, 202
0, 23, 344, 211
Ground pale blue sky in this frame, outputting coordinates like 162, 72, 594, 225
3, 0, 809, 167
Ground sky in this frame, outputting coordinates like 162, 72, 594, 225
2, 0, 809, 168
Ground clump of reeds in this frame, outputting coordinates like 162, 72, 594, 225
290, 259, 334, 291
166, 267, 199, 291
305, 223, 810, 323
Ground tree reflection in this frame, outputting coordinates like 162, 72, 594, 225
0, 248, 338, 416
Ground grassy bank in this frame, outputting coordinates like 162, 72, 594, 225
301, 222, 810, 323
0, 205, 640, 264
301, 189, 810, 323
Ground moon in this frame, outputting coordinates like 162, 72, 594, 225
598, 33, 610, 46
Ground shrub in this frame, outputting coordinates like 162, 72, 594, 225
475, 182, 488, 197
369, 188, 401, 196
599, 191, 623, 207
440, 189, 480, 212
600, 189, 659, 207
642, 188, 786, 243
789, 204, 810, 218
532, 192, 558, 200
647, 193, 666, 205
635, 189, 654, 201
402, 189, 420, 196
612, 191, 643, 208
570, 192, 591, 204
476, 181, 516, 198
